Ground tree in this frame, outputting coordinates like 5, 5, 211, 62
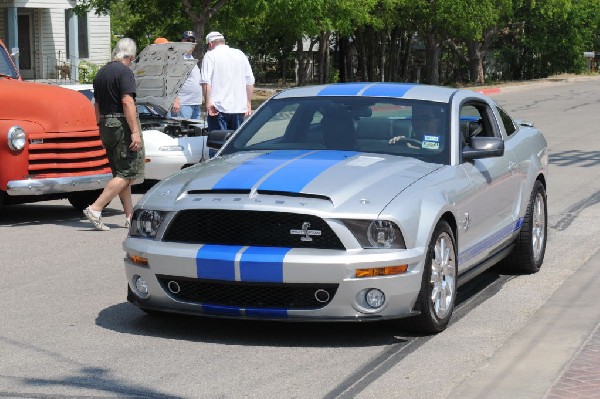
75, 0, 235, 59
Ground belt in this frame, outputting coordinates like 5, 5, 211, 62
100, 113, 126, 119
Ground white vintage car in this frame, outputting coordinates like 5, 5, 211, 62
123, 82, 548, 334
63, 42, 210, 181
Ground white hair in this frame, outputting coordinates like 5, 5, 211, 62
112, 38, 137, 61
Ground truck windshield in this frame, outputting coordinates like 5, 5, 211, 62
0, 46, 19, 79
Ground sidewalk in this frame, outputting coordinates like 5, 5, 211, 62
447, 249, 600, 399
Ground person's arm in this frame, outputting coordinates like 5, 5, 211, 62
94, 102, 101, 125
172, 97, 181, 114
202, 83, 218, 116
122, 93, 142, 151
245, 84, 254, 116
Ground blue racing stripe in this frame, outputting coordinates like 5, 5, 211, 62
239, 246, 290, 282
202, 304, 242, 316
362, 83, 416, 98
459, 218, 524, 263
317, 83, 371, 96
245, 308, 288, 318
259, 150, 358, 192
213, 150, 310, 190
196, 245, 241, 281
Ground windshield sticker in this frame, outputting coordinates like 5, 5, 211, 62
422, 141, 440, 150
347, 156, 384, 167
423, 135, 439, 142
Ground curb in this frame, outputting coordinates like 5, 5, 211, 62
475, 87, 502, 95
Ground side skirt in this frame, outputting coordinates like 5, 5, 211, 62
457, 243, 514, 287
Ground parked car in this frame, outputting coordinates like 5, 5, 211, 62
63, 42, 210, 182
123, 82, 548, 334
0, 39, 111, 210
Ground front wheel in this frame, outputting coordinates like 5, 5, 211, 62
505, 180, 547, 274
401, 220, 457, 334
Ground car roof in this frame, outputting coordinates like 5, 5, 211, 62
272, 82, 460, 103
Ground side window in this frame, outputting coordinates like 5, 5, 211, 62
459, 102, 497, 145
498, 107, 517, 136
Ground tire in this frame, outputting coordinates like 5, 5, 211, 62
505, 180, 547, 274
67, 190, 103, 211
402, 220, 458, 334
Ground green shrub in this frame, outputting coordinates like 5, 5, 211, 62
78, 60, 101, 84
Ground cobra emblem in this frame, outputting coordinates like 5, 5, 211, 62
290, 222, 322, 242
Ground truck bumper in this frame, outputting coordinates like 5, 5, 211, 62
7, 173, 113, 196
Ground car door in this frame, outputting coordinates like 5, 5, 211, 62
455, 101, 520, 270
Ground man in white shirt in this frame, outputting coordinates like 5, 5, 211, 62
200, 31, 255, 131
171, 31, 202, 119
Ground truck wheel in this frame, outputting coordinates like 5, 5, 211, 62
505, 180, 547, 274
67, 190, 103, 211
399, 220, 457, 334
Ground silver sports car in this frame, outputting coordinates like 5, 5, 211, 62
124, 82, 548, 334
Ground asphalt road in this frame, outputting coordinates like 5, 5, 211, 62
1, 77, 600, 399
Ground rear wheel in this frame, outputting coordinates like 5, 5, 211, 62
505, 180, 547, 274
402, 220, 457, 334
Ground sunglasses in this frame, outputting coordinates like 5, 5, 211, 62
183, 38, 196, 43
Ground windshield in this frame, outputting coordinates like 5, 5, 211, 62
221, 96, 450, 164
0, 45, 19, 79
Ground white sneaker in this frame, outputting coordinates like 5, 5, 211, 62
83, 206, 110, 231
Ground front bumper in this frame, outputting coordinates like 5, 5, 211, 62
123, 238, 427, 321
7, 173, 112, 196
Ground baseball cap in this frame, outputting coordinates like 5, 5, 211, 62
182, 31, 196, 41
154, 37, 168, 44
205, 31, 224, 44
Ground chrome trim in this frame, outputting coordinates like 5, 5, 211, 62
7, 173, 112, 196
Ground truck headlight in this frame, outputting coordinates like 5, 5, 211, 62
130, 209, 166, 239
7, 126, 26, 151
343, 219, 406, 249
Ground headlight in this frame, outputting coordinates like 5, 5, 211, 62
7, 126, 26, 151
343, 219, 406, 249
130, 209, 166, 238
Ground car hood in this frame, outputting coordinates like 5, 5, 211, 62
140, 150, 442, 216
132, 42, 197, 112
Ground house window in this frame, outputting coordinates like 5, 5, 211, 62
65, 10, 89, 59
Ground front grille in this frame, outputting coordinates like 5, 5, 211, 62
157, 275, 338, 309
28, 131, 110, 178
163, 209, 345, 249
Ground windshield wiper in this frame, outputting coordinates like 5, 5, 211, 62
0, 73, 17, 79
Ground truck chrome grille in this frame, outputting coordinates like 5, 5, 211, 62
27, 131, 110, 177
162, 209, 345, 249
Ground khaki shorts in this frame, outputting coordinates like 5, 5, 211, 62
99, 116, 145, 179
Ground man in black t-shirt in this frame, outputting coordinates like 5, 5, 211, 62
82, 38, 144, 231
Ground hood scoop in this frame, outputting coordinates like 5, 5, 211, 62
186, 188, 332, 202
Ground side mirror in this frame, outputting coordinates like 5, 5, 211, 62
207, 129, 234, 149
462, 137, 504, 161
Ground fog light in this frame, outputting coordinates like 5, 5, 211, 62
365, 289, 385, 308
133, 275, 149, 297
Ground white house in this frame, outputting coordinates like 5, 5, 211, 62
0, 0, 111, 81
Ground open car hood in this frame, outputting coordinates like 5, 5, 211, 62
132, 42, 197, 112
